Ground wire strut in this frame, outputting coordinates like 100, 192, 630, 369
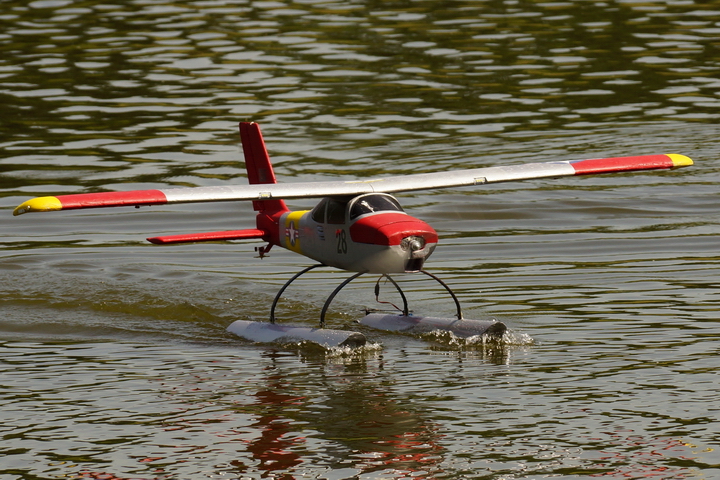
269, 264, 323, 323
269, 266, 464, 327
421, 270, 463, 319
374, 274, 409, 316
319, 272, 365, 328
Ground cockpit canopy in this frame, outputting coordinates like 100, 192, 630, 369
311, 193, 404, 224
349, 194, 404, 220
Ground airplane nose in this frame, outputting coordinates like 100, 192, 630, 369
349, 213, 438, 273
350, 213, 438, 247
401, 235, 433, 272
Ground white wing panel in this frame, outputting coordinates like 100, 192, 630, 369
370, 162, 576, 193
162, 180, 374, 203
162, 162, 576, 203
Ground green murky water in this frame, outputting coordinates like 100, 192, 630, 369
1, 1, 719, 478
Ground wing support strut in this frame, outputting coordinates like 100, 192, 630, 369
269, 265, 472, 329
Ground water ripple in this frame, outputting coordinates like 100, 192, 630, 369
2, 0, 720, 478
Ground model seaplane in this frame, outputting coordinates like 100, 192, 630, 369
13, 122, 693, 348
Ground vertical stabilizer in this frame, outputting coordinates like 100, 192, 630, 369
239, 122, 288, 214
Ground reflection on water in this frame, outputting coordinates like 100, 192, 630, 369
242, 351, 444, 478
2, 0, 720, 478
2, 337, 711, 479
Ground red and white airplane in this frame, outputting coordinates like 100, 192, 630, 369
13, 122, 693, 347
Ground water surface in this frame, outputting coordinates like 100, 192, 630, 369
1, 0, 719, 478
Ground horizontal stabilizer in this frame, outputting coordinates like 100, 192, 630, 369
13, 153, 693, 216
147, 229, 266, 244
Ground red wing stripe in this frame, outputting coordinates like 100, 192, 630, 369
56, 190, 168, 210
569, 155, 675, 175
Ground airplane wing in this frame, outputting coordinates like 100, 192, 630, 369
13, 153, 692, 216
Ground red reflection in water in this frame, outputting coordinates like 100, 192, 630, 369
246, 386, 305, 476
589, 432, 696, 479
359, 428, 444, 478
240, 359, 444, 479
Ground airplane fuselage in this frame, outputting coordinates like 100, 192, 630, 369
274, 193, 437, 274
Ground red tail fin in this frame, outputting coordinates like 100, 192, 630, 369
239, 122, 289, 214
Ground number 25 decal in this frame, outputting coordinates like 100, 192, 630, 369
336, 229, 348, 254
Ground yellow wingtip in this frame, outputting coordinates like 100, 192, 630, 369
13, 196, 62, 216
667, 154, 693, 167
